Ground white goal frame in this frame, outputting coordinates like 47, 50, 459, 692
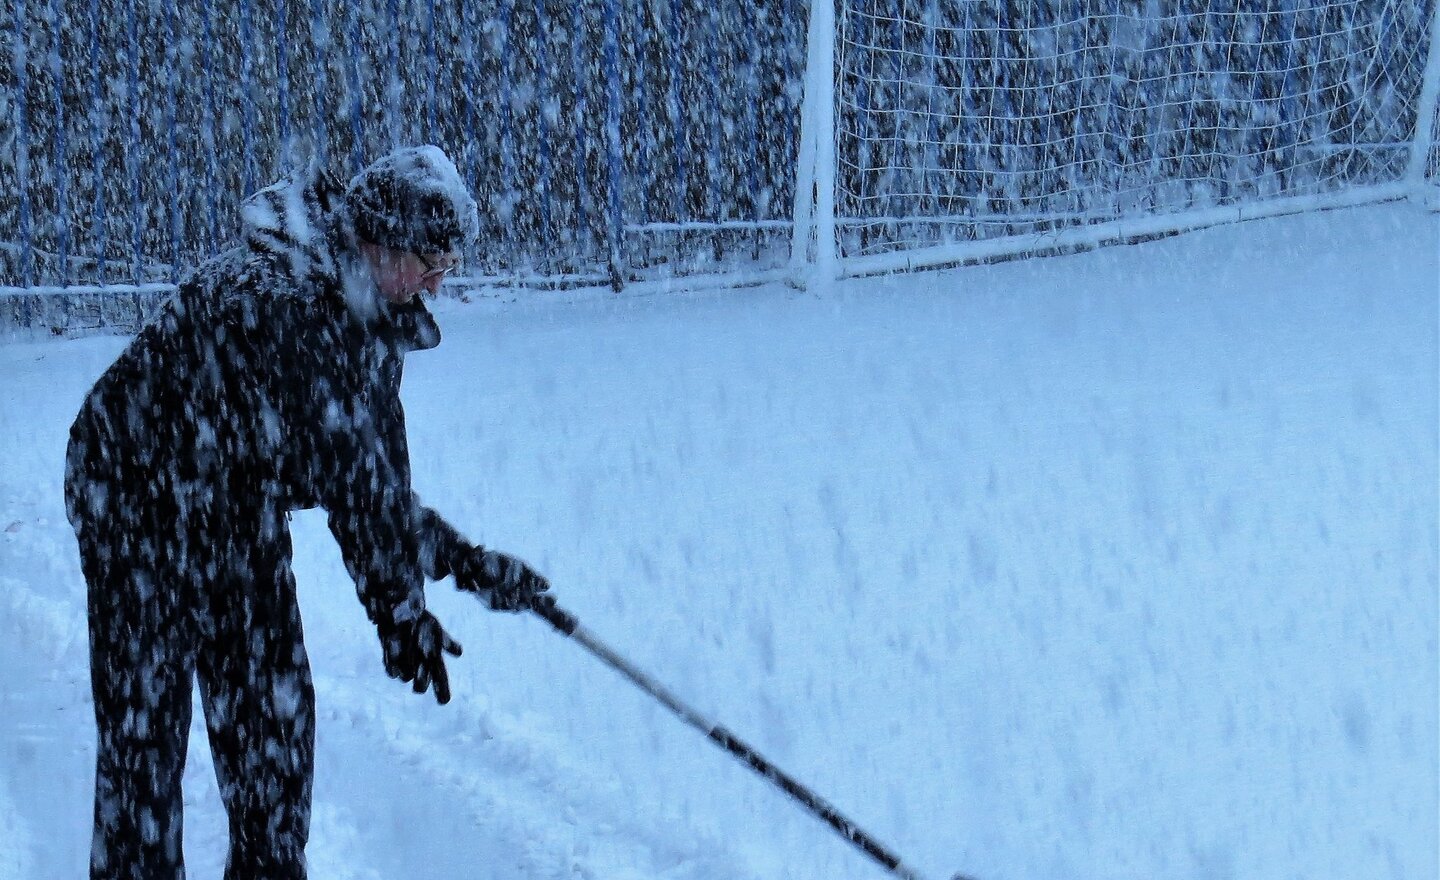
791, 0, 1440, 286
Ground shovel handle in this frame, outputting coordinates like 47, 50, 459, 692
530, 594, 578, 635
524, 595, 944, 880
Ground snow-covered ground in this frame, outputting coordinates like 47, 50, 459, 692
1, 202, 1436, 880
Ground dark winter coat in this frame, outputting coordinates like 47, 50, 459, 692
64, 168, 469, 626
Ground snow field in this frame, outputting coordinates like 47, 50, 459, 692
1, 202, 1436, 879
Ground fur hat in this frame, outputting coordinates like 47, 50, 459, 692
345, 146, 479, 255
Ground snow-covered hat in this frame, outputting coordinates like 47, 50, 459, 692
345, 145, 479, 255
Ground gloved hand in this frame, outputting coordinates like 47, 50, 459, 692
376, 610, 463, 704
454, 548, 551, 612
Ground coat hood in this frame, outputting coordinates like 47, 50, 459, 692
236, 166, 441, 353
240, 166, 351, 296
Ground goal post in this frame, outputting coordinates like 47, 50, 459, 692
792, 0, 1440, 282
1407, 0, 1440, 188
790, 0, 839, 287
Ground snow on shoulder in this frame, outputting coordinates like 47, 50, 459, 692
239, 166, 349, 296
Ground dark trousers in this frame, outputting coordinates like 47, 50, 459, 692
71, 489, 315, 880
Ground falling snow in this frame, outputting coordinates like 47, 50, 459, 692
2, 2, 1438, 879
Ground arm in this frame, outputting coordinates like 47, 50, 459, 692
258, 294, 430, 627
266, 296, 548, 621
413, 498, 472, 582
307, 324, 464, 702
321, 347, 428, 627
412, 498, 551, 611
227, 271, 460, 704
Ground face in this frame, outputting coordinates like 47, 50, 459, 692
361, 243, 460, 304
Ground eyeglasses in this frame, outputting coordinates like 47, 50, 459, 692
416, 252, 458, 282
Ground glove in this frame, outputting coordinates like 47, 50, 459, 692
455, 548, 551, 612
376, 610, 463, 704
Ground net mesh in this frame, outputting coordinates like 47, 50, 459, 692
1428, 100, 1440, 181
834, 0, 1437, 258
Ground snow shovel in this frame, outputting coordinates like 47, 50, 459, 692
528, 595, 976, 880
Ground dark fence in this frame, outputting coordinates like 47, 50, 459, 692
0, 0, 808, 302
4, 0, 1436, 333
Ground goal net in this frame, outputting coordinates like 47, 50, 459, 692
795, 0, 1440, 278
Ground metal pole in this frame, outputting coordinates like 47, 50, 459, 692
277, 0, 292, 154
667, 0, 687, 225
164, 0, 180, 282
48, 0, 68, 287
309, 0, 331, 164
460, 0, 480, 269
200, 0, 220, 255
533, 0, 554, 264
12, 0, 34, 288
88, 0, 108, 282
347, 0, 365, 172
528, 597, 940, 880
704, 1, 721, 236
790, 0, 837, 286
602, 0, 625, 290
125, 0, 143, 282
570, 0, 591, 257
1406, 0, 1440, 187
386, 0, 403, 147
238, 0, 256, 196
500, 0, 517, 279
743, 0, 760, 260
425, 0, 438, 137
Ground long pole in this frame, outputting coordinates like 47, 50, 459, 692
529, 597, 950, 880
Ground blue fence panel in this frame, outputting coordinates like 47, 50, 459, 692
2, 0, 818, 311
11, 0, 33, 289
277, 0, 292, 151
386, 0, 403, 148
47, 0, 67, 287
87, 0, 107, 283
460, 1, 480, 207
743, 1, 759, 228
425, 0, 439, 136
603, 0, 624, 283
309, 0, 331, 163
628, 0, 651, 228
668, 0, 687, 223
126, 0, 143, 280
201, 0, 221, 256
534, 0, 555, 254
704, 5, 721, 223
570, 0, 591, 251
165, 1, 181, 281
4, 0, 1437, 310
500, 0, 517, 266
348, 1, 366, 172
238, 0, 256, 196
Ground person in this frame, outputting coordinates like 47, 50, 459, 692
63, 145, 550, 880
